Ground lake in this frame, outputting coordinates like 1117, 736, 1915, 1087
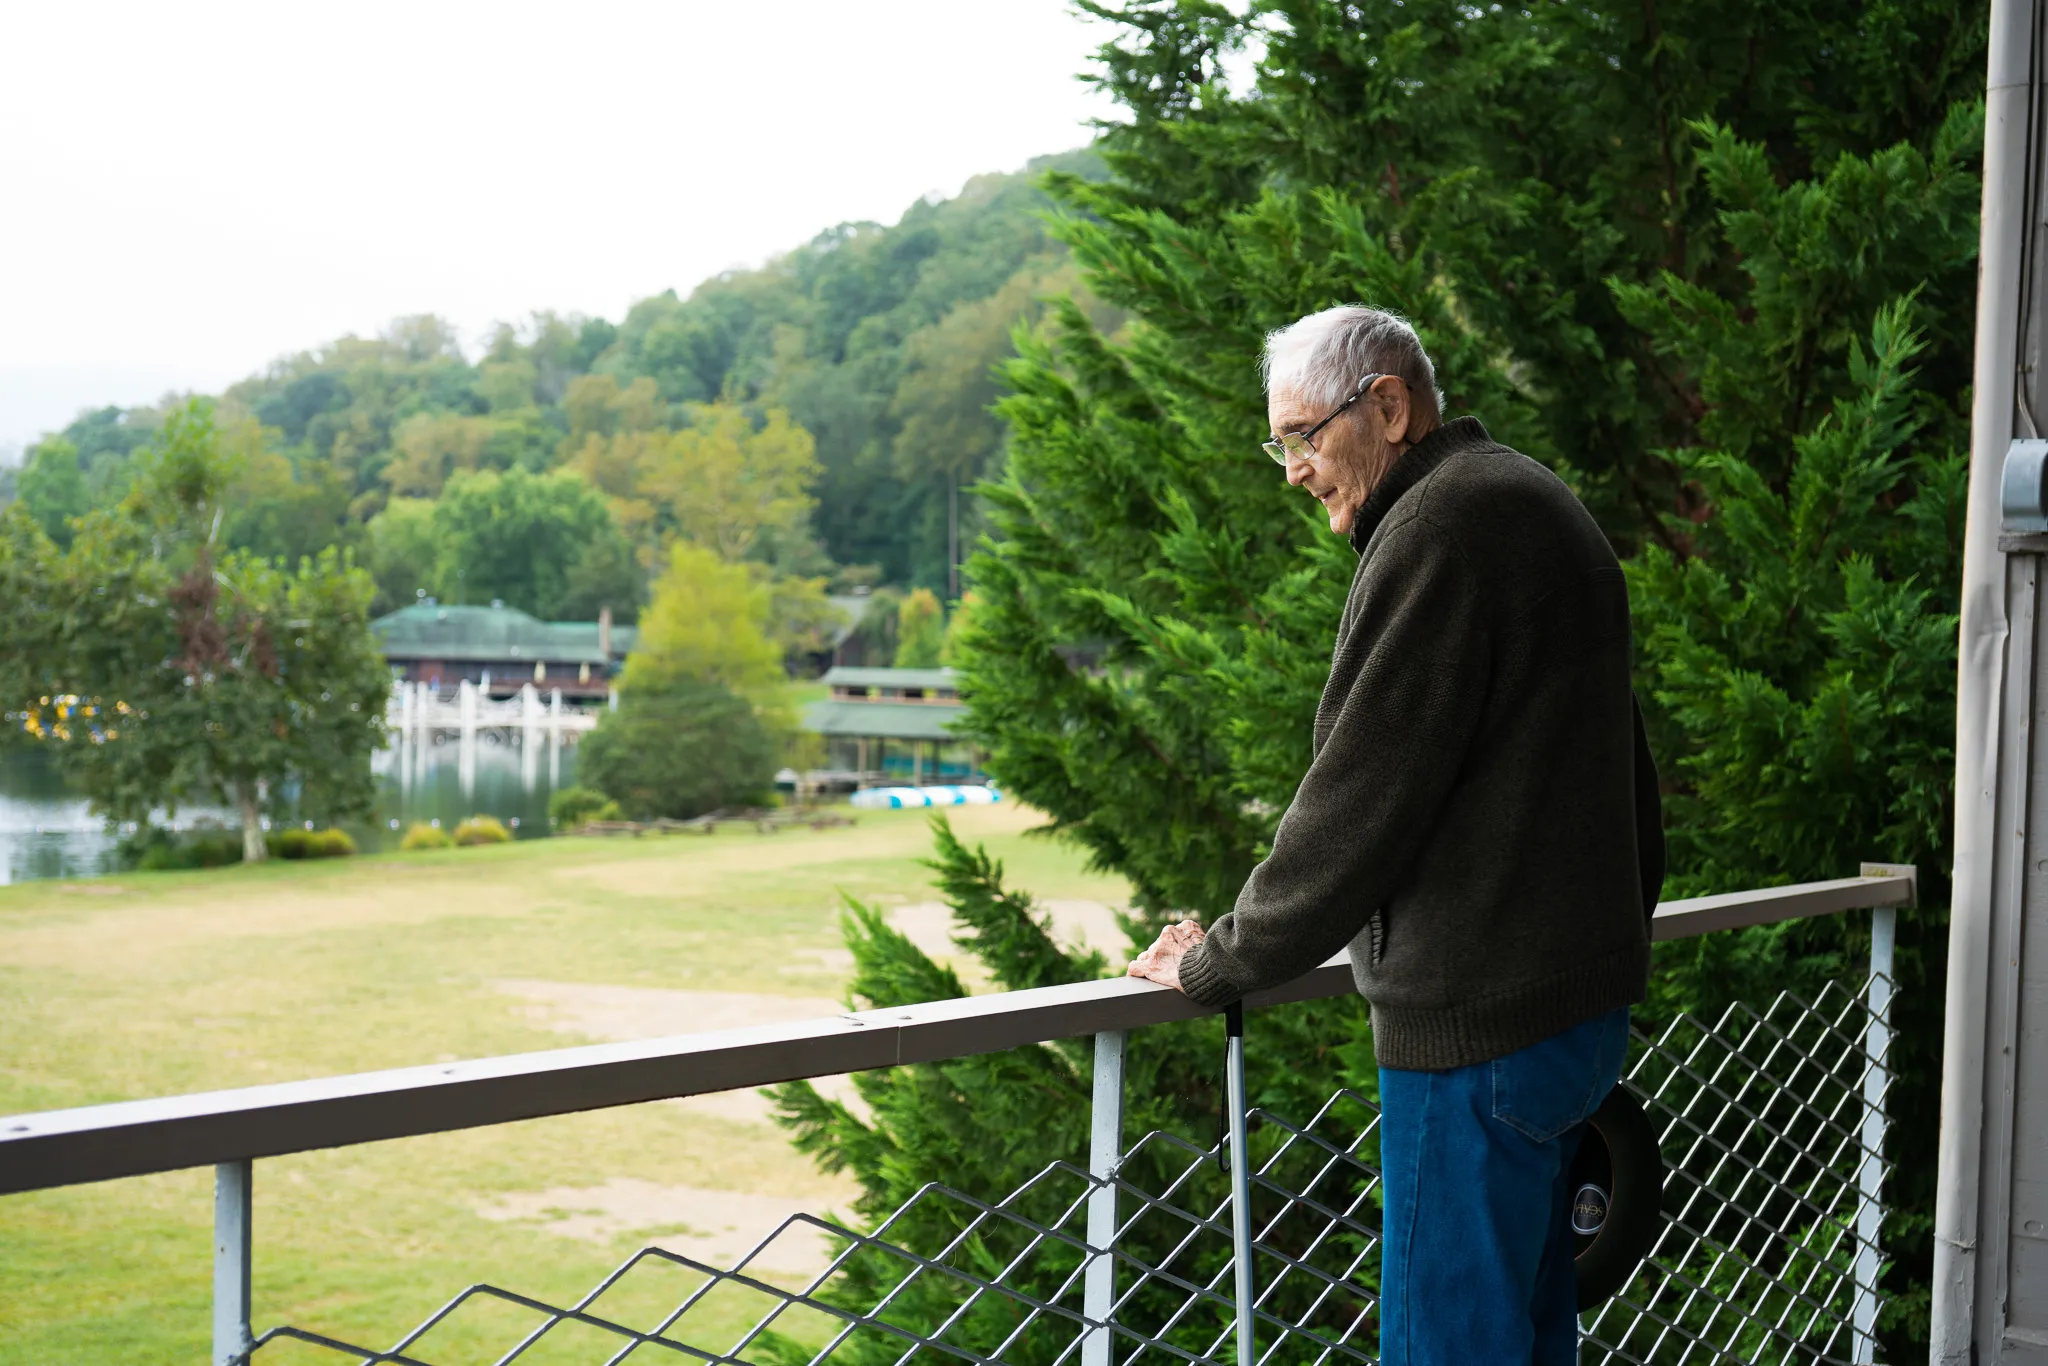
0, 732, 581, 885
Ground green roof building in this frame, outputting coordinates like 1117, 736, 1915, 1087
371, 601, 638, 701
802, 666, 979, 785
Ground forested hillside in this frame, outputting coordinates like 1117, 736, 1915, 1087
6, 148, 1108, 625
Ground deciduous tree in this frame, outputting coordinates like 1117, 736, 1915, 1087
363, 496, 440, 614
15, 438, 88, 547
4, 402, 388, 861
428, 467, 639, 620
568, 402, 820, 567
624, 541, 784, 698
578, 677, 775, 820
892, 588, 945, 668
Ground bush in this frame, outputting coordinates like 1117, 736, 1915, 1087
578, 678, 776, 820
548, 786, 620, 830
124, 826, 243, 870
268, 826, 357, 859
451, 815, 512, 846
311, 828, 356, 858
399, 821, 452, 851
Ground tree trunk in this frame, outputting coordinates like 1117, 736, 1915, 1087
238, 785, 267, 864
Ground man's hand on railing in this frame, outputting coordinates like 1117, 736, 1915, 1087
1127, 919, 1206, 992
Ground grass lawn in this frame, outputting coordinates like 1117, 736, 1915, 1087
0, 803, 1130, 1364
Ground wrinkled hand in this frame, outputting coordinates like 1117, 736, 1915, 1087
1127, 920, 1206, 993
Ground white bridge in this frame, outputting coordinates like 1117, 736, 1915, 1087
384, 679, 604, 741
382, 680, 608, 800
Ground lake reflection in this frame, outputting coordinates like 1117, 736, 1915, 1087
0, 733, 581, 886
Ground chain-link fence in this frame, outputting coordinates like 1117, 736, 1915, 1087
242, 971, 1892, 1366
1583, 977, 1895, 1366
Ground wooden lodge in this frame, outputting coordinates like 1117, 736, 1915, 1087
801, 666, 981, 787
370, 601, 638, 703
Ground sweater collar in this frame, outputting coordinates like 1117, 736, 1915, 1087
1347, 415, 1493, 553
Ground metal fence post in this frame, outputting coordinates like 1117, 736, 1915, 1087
1224, 1003, 1254, 1366
1853, 903, 1897, 1364
1083, 1030, 1126, 1366
214, 1160, 252, 1366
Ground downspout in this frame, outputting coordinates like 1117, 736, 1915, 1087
1932, 2, 2034, 1358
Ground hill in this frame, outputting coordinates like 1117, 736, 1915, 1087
6, 148, 1110, 618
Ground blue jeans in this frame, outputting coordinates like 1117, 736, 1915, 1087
1377, 1008, 1629, 1366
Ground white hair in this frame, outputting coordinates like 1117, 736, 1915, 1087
1262, 305, 1444, 423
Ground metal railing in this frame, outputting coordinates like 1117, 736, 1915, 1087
0, 867, 1916, 1364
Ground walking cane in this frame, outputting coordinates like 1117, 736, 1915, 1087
1224, 1002, 1254, 1366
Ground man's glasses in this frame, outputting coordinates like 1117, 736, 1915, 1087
1262, 372, 1388, 464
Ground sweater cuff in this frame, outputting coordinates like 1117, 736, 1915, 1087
1177, 940, 1242, 1009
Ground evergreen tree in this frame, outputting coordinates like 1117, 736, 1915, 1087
926, 4, 1982, 1356
768, 818, 1369, 1364
953, 1, 1984, 923
1063, 0, 1985, 538
1618, 111, 1980, 1347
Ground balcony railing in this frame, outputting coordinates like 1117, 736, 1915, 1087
0, 867, 1915, 1365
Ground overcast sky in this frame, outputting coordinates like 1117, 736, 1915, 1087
0, 1, 1121, 456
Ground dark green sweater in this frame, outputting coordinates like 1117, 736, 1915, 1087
1177, 417, 1664, 1070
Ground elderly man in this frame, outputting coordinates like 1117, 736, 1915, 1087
1129, 305, 1663, 1366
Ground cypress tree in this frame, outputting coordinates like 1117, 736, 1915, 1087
1617, 110, 1980, 1347
767, 819, 1369, 1364
780, 4, 1989, 1356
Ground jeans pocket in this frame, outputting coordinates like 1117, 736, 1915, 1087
1490, 1008, 1629, 1143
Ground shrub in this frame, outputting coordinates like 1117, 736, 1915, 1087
310, 828, 356, 858
578, 678, 776, 820
271, 828, 314, 859
125, 826, 243, 870
399, 821, 452, 851
133, 843, 183, 871
269, 827, 354, 859
548, 786, 620, 830
451, 815, 512, 846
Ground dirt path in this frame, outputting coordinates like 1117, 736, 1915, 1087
476, 1178, 842, 1276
